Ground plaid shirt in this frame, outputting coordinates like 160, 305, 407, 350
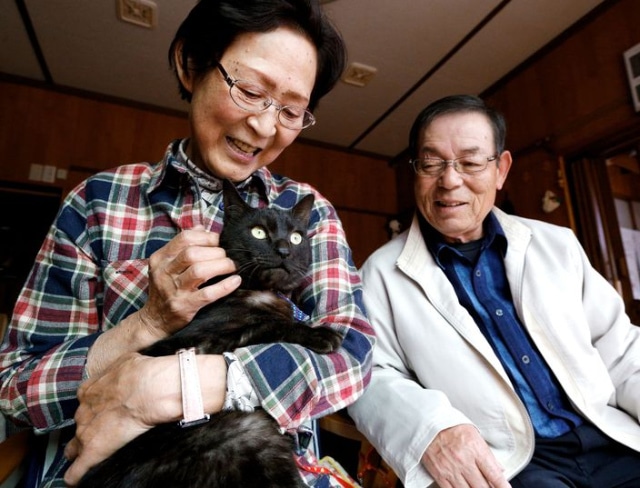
0, 139, 374, 487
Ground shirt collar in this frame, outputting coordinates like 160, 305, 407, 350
147, 138, 270, 200
419, 210, 508, 268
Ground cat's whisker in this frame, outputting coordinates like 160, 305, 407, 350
235, 260, 265, 285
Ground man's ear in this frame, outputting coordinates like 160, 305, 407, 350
495, 150, 513, 191
173, 40, 194, 95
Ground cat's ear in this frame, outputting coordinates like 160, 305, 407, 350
222, 179, 250, 220
292, 194, 315, 226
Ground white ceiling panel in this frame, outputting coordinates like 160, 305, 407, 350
354, 0, 607, 156
0, 0, 43, 80
1, 0, 608, 158
24, 0, 195, 110
307, 0, 502, 146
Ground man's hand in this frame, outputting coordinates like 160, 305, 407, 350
422, 424, 511, 488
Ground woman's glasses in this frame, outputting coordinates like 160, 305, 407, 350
217, 63, 316, 130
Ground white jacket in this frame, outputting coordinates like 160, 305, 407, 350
348, 208, 640, 488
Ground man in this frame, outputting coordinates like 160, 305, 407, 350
348, 95, 640, 487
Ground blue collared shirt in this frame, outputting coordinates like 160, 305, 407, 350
420, 213, 583, 438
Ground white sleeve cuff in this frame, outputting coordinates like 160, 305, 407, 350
222, 352, 261, 412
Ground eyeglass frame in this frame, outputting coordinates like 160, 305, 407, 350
409, 154, 499, 177
216, 63, 316, 130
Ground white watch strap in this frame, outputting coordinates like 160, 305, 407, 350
177, 347, 210, 427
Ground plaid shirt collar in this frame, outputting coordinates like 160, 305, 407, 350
148, 139, 270, 200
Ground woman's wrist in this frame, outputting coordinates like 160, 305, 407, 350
133, 306, 172, 345
197, 354, 227, 414
133, 354, 227, 424
86, 311, 165, 378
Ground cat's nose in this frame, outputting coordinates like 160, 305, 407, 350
275, 240, 290, 258
276, 247, 290, 258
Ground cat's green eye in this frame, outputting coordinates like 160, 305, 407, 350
290, 232, 303, 245
251, 226, 267, 239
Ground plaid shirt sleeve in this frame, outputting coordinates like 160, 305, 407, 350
0, 183, 106, 432
0, 161, 171, 432
235, 178, 375, 432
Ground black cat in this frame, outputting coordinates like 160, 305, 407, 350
77, 180, 343, 488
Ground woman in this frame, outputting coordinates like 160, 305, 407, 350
0, 1, 374, 486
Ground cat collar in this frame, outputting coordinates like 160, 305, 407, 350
276, 292, 310, 322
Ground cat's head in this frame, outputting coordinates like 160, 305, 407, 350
220, 180, 315, 292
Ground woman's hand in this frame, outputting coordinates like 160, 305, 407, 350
65, 229, 237, 485
85, 228, 241, 378
138, 228, 241, 339
64, 352, 227, 486
64, 353, 179, 486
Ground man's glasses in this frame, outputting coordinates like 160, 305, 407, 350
216, 63, 315, 130
409, 154, 498, 177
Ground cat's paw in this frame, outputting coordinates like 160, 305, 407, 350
305, 327, 343, 354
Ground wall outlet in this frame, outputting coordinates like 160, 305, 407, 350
42, 165, 56, 183
29, 164, 43, 181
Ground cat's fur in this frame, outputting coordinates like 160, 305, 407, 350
77, 180, 343, 488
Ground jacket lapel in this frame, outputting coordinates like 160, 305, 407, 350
396, 214, 509, 377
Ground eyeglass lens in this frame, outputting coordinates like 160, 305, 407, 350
218, 63, 314, 129
411, 156, 496, 176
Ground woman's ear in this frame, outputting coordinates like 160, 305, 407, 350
173, 40, 194, 95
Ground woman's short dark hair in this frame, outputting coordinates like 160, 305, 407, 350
169, 0, 346, 111
408, 95, 507, 159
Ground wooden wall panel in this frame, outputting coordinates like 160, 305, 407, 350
271, 143, 395, 215
499, 149, 572, 228
338, 211, 391, 268
606, 155, 640, 200
485, 0, 640, 156
270, 144, 396, 266
480, 0, 640, 227
0, 78, 396, 269
0, 80, 191, 186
